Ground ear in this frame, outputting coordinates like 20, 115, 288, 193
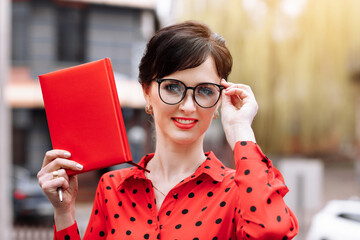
142, 85, 151, 106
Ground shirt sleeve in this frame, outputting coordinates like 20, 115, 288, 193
54, 222, 80, 240
54, 178, 107, 240
82, 178, 108, 239
234, 141, 299, 240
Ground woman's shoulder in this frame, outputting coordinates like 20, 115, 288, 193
98, 167, 137, 187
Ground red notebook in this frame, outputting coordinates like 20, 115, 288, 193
39, 58, 137, 175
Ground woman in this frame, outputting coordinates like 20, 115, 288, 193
38, 21, 298, 239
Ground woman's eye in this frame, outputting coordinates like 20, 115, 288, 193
164, 83, 182, 94
197, 86, 215, 96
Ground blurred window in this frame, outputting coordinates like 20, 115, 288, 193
56, 4, 87, 62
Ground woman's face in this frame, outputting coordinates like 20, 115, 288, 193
143, 56, 221, 146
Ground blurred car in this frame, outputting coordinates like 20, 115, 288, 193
307, 198, 360, 240
13, 165, 53, 222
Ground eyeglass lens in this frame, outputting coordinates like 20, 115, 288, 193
158, 79, 222, 108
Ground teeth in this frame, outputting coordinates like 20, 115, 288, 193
176, 119, 195, 124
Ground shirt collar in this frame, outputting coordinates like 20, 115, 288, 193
116, 151, 226, 191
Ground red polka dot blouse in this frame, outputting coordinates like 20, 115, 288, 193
55, 141, 299, 239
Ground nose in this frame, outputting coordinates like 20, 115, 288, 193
179, 90, 196, 114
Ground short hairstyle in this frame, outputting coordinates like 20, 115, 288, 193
138, 21, 233, 90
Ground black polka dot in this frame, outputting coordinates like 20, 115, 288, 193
250, 206, 256, 212
282, 237, 288, 240
196, 180, 203, 185
244, 170, 250, 175
285, 208, 288, 214
188, 192, 195, 198
267, 198, 271, 204
193, 238, 199, 240
207, 192, 213, 197
157, 233, 160, 239
182, 209, 189, 214
267, 183, 271, 187
205, 166, 211, 169
118, 201, 122, 207
133, 189, 138, 194
241, 157, 248, 160
95, 209, 98, 215
120, 189, 125, 193
260, 224, 265, 228
111, 229, 115, 234
114, 214, 119, 218
212, 237, 218, 240
225, 187, 231, 192
148, 219, 153, 224
146, 188, 150, 193
166, 210, 171, 216
109, 174, 114, 177
144, 234, 150, 239
246, 187, 252, 193
132, 202, 136, 208
201, 206, 207, 211
105, 199, 108, 204
215, 218, 222, 224
99, 231, 105, 237
241, 141, 247, 146
65, 235, 70, 240
126, 230, 131, 235
173, 193, 178, 199
106, 186, 111, 190
130, 217, 136, 222
148, 203, 152, 209
175, 224, 182, 229
220, 201, 226, 207
277, 216, 281, 222
195, 221, 202, 226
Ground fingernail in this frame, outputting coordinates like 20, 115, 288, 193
76, 163, 83, 170
64, 152, 71, 158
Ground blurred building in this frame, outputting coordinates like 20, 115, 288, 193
6, 0, 158, 204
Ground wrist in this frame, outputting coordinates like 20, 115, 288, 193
224, 124, 256, 150
54, 205, 76, 231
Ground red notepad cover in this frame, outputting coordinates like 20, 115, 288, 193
39, 58, 133, 175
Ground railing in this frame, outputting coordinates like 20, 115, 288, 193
11, 226, 53, 240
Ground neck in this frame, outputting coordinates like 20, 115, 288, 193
146, 137, 206, 182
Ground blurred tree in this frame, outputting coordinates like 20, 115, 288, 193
173, 0, 360, 156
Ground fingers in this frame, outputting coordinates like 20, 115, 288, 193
221, 79, 256, 100
42, 150, 71, 168
221, 79, 257, 109
38, 150, 83, 193
41, 150, 83, 172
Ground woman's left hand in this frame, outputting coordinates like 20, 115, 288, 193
220, 79, 258, 149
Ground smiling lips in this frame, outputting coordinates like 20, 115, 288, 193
172, 117, 198, 129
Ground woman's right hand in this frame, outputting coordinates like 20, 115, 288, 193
37, 150, 83, 228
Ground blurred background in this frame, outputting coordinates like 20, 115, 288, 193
1, 0, 360, 239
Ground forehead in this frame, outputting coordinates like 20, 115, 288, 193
164, 56, 220, 85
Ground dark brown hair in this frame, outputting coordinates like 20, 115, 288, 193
138, 21, 232, 90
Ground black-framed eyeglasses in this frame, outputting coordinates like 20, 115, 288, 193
155, 78, 225, 108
